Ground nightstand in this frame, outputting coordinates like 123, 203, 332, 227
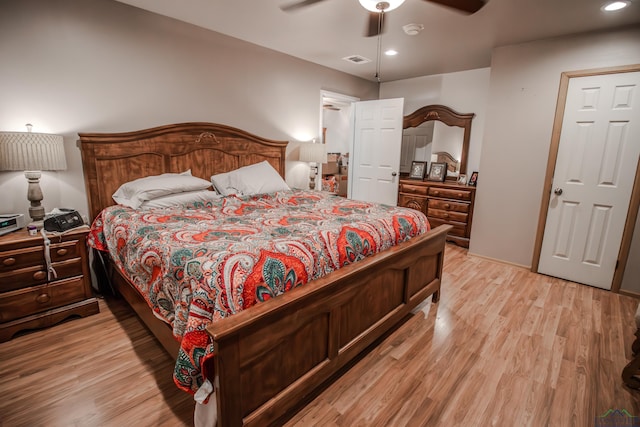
0, 227, 99, 341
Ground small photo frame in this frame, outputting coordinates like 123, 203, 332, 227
457, 174, 468, 185
468, 171, 479, 187
409, 161, 427, 179
428, 162, 447, 182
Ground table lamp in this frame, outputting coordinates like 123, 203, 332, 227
299, 140, 326, 190
0, 124, 67, 229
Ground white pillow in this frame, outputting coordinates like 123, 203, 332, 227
210, 170, 240, 196
211, 161, 289, 196
139, 190, 222, 209
113, 173, 212, 209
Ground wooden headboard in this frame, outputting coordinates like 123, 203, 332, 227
433, 151, 460, 173
78, 122, 288, 221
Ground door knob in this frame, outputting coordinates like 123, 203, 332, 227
391, 172, 397, 177
554, 188, 563, 195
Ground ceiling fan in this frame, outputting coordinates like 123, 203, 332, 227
281, 0, 486, 37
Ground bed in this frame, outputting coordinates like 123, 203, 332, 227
79, 122, 451, 427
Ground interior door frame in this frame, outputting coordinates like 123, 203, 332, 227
320, 90, 360, 196
532, 64, 640, 293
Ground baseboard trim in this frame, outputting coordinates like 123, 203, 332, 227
466, 250, 530, 270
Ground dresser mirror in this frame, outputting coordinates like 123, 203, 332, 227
401, 105, 474, 180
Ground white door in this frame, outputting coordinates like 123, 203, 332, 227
539, 71, 640, 289
350, 98, 404, 205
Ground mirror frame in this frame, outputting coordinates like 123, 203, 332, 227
403, 104, 475, 178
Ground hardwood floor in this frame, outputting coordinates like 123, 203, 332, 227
1, 244, 639, 426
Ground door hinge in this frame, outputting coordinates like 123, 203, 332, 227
616, 260, 619, 270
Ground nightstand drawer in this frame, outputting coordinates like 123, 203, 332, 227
0, 246, 44, 272
0, 240, 80, 272
0, 258, 83, 292
0, 277, 86, 323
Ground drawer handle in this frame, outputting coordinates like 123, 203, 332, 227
36, 293, 51, 304
444, 203, 450, 209
457, 193, 463, 197
33, 271, 47, 281
56, 248, 68, 256
433, 191, 439, 195
443, 213, 449, 218
2, 257, 16, 266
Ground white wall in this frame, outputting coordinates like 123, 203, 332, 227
0, 0, 378, 220
322, 108, 351, 155
380, 67, 491, 175
470, 26, 640, 268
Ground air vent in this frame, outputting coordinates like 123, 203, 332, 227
342, 55, 372, 64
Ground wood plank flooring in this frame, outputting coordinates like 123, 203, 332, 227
1, 244, 639, 426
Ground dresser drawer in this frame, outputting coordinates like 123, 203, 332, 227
428, 199, 469, 213
0, 240, 81, 273
428, 187, 472, 201
0, 276, 87, 323
400, 183, 428, 196
399, 195, 427, 213
427, 208, 468, 223
0, 258, 84, 292
428, 217, 467, 237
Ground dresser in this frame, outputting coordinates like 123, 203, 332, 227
398, 179, 476, 248
0, 227, 99, 341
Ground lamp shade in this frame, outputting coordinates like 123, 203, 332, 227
0, 129, 67, 171
299, 142, 326, 164
358, 0, 405, 12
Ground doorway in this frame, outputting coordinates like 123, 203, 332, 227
533, 65, 640, 291
320, 90, 359, 196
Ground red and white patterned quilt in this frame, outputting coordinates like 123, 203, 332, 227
88, 190, 429, 396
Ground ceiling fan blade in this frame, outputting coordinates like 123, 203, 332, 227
425, 0, 486, 14
365, 11, 384, 37
280, 0, 328, 12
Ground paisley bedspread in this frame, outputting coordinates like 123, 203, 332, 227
87, 190, 429, 397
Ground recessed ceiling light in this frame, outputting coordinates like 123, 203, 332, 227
385, 49, 398, 56
602, 1, 630, 11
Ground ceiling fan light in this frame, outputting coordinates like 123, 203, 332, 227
358, 0, 406, 13
602, 0, 630, 11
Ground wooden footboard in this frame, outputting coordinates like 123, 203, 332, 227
207, 224, 450, 427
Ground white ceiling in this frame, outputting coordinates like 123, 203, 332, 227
115, 0, 640, 82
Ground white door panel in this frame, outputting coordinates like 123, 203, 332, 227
539, 71, 640, 289
351, 98, 404, 205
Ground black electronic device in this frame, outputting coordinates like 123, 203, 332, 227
44, 209, 84, 232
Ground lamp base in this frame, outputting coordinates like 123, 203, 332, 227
24, 171, 46, 227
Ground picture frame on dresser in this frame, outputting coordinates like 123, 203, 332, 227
428, 162, 447, 182
457, 174, 468, 185
409, 161, 427, 179
469, 171, 479, 186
